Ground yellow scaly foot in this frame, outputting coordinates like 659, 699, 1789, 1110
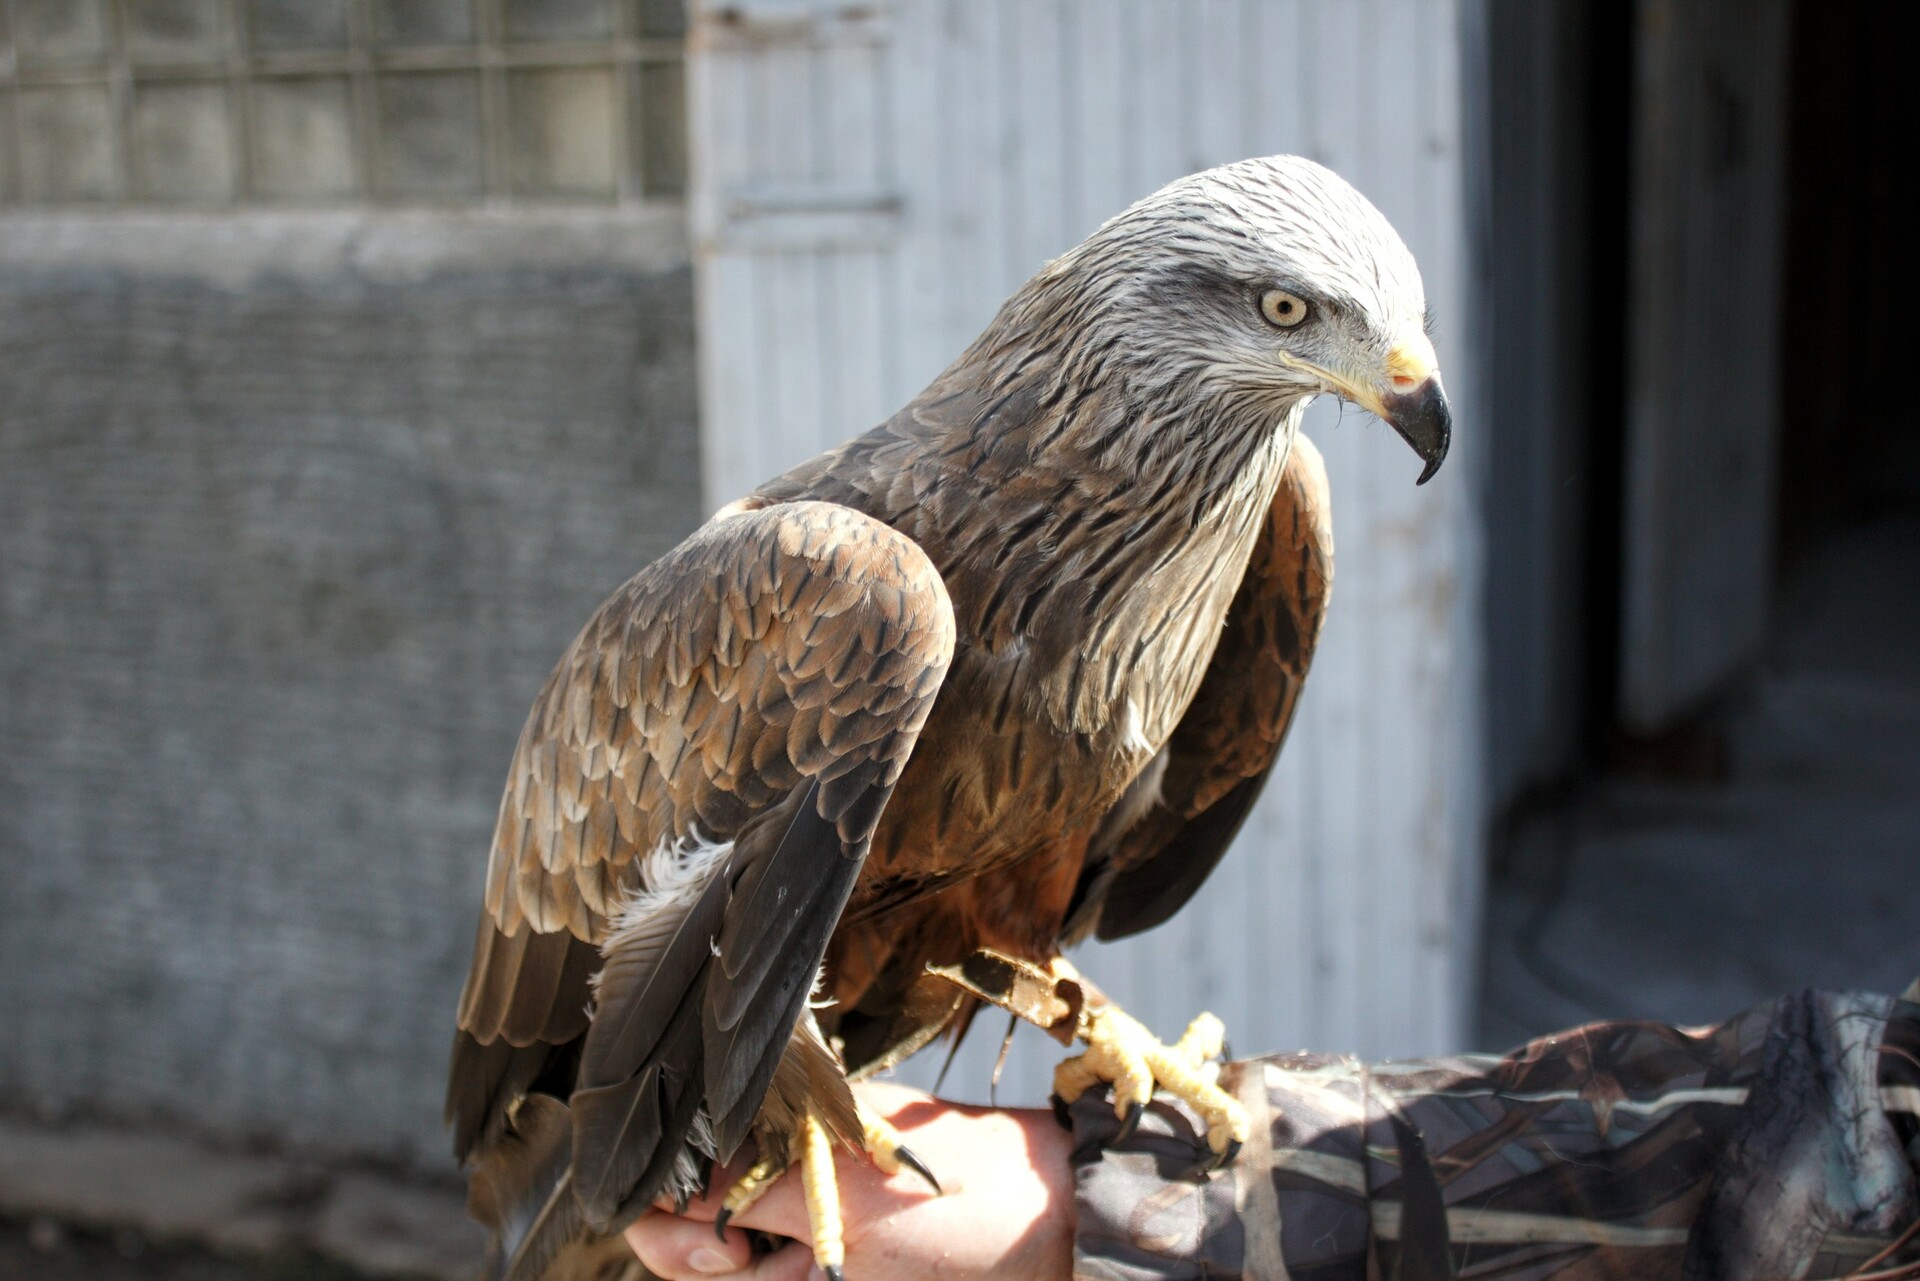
796, 1109, 846, 1281
926, 950, 1248, 1175
1054, 1002, 1248, 1170
860, 1104, 943, 1195
713, 1149, 786, 1236
711, 1103, 942, 1279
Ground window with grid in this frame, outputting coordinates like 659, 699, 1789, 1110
0, 0, 687, 206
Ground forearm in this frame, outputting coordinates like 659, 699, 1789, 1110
627, 984, 1920, 1280
1066, 985, 1920, 1280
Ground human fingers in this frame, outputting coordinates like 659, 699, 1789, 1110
626, 1214, 819, 1281
676, 1087, 1047, 1237
633, 1085, 1070, 1281
625, 1209, 754, 1278
662, 1163, 811, 1238
664, 1095, 943, 1241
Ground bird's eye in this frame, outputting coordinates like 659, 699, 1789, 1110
1260, 290, 1310, 329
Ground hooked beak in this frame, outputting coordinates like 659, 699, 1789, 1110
1287, 331, 1453, 485
1377, 333, 1451, 485
1382, 374, 1451, 485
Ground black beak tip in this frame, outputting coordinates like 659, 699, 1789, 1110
1384, 377, 1452, 486
1416, 447, 1446, 487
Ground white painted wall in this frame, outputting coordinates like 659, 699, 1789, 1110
688, 0, 1484, 1103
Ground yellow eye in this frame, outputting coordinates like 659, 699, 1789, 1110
1260, 289, 1309, 329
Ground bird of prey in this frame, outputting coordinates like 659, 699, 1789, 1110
448, 154, 1451, 1281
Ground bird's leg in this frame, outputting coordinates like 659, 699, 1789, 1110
714, 1102, 942, 1276
713, 1110, 847, 1279
1056, 1000, 1247, 1168
858, 1102, 943, 1194
928, 950, 1249, 1173
795, 1108, 847, 1281
714, 1148, 786, 1235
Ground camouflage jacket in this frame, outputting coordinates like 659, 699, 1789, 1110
1068, 981, 1920, 1280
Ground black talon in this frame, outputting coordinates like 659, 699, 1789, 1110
825, 1267, 845, 1281
893, 1143, 944, 1195
1178, 1138, 1243, 1182
1114, 1102, 1145, 1144
713, 1207, 733, 1242
1220, 1038, 1234, 1063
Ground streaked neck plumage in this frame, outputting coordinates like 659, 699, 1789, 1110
899, 319, 1311, 740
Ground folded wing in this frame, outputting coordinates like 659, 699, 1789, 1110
447, 500, 954, 1275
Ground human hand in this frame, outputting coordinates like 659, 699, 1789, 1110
624, 1081, 1073, 1281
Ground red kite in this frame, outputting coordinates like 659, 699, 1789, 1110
449, 155, 1450, 1280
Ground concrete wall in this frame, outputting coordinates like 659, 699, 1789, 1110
0, 209, 700, 1172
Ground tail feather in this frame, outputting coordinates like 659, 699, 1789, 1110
467, 1093, 627, 1281
501, 1170, 584, 1281
572, 974, 713, 1230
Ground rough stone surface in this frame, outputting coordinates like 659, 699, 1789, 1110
0, 1216, 382, 1281
313, 1173, 482, 1280
0, 211, 701, 1175
0, 1116, 480, 1278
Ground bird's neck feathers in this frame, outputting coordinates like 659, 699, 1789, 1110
933, 275, 1309, 528
884, 293, 1306, 707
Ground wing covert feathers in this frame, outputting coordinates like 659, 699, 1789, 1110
474, 500, 954, 950
1085, 432, 1334, 940
447, 501, 954, 1270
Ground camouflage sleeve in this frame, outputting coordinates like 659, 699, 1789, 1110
1067, 980, 1920, 1280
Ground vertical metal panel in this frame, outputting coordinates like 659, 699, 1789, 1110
1620, 0, 1790, 730
688, 0, 1483, 1101
1479, 0, 1596, 810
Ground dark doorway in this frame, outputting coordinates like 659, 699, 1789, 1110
1778, 0, 1918, 561
1478, 0, 1920, 1045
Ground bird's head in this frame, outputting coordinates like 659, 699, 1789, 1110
1037, 155, 1451, 484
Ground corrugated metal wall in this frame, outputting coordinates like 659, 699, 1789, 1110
688, 0, 1484, 1102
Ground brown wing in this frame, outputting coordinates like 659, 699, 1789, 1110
1070, 431, 1333, 941
447, 500, 954, 1247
